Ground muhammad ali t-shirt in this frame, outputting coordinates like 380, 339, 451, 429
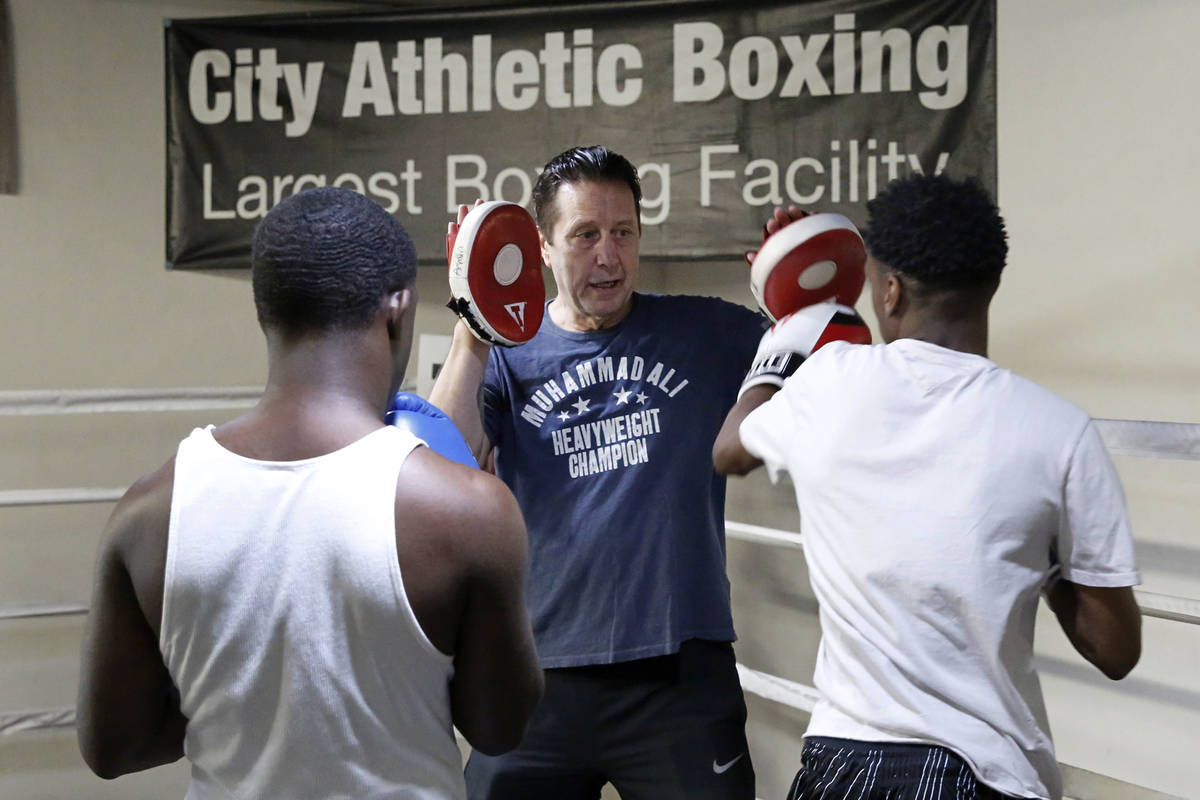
483, 292, 766, 667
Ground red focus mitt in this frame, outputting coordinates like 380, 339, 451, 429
749, 212, 867, 323
447, 201, 545, 347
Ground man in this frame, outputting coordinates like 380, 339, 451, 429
76, 187, 543, 799
430, 145, 764, 799
713, 174, 1142, 799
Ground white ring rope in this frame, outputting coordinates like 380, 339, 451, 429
1127, 590, 1200, 626
1095, 418, 1200, 461
0, 487, 125, 508
0, 707, 74, 735
722, 523, 1200, 627
736, 663, 820, 713
0, 602, 88, 621
1, 389, 1197, 460
724, 520, 805, 550
3, 523, 1196, 626
0, 387, 262, 416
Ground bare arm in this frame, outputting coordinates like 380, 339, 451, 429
712, 384, 777, 475
429, 320, 494, 464
77, 465, 187, 778
1045, 580, 1142, 680
449, 477, 543, 754
1046, 422, 1142, 680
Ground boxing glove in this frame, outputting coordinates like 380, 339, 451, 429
386, 392, 479, 468
738, 301, 872, 398
749, 212, 867, 322
447, 201, 545, 347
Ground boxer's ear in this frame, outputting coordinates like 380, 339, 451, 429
539, 228, 553, 269
881, 272, 903, 318
385, 288, 414, 339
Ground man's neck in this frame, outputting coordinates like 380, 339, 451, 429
895, 315, 989, 357
217, 329, 394, 461
548, 297, 634, 332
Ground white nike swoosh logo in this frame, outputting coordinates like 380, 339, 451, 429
712, 753, 745, 774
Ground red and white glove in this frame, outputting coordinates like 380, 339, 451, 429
747, 210, 868, 323
738, 301, 872, 398
446, 201, 545, 347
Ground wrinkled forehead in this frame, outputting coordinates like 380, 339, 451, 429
552, 178, 637, 210
546, 180, 639, 232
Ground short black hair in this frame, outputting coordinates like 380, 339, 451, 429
864, 173, 1007, 290
532, 145, 642, 239
251, 187, 416, 333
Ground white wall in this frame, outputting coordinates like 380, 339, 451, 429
1, 1, 1196, 798
992, 3, 1200, 794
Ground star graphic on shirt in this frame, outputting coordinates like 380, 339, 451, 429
613, 388, 632, 405
572, 397, 591, 415
557, 411, 571, 422
635, 392, 649, 404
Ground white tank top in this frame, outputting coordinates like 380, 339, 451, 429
160, 425, 466, 800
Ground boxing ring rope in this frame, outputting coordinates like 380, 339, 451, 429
1, 387, 1198, 459
1, 390, 1196, 799
0, 387, 262, 416
2, 518, 1197, 626
0, 487, 125, 508
721, 522, 1200, 627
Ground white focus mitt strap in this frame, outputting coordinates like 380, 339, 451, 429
749, 213, 867, 323
447, 201, 545, 347
739, 302, 872, 398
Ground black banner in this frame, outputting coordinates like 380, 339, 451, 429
165, 0, 996, 269
1, 0, 17, 195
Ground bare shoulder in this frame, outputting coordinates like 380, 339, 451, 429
103, 460, 174, 554
105, 458, 175, 554
395, 448, 526, 561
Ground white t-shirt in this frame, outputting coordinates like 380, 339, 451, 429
739, 338, 1139, 800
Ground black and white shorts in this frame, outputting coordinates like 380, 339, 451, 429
786, 737, 1028, 800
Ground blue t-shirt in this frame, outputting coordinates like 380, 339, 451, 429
483, 292, 766, 667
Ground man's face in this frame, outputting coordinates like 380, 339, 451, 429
540, 180, 640, 331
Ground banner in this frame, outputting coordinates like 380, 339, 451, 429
1, 0, 16, 194
165, 0, 996, 269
